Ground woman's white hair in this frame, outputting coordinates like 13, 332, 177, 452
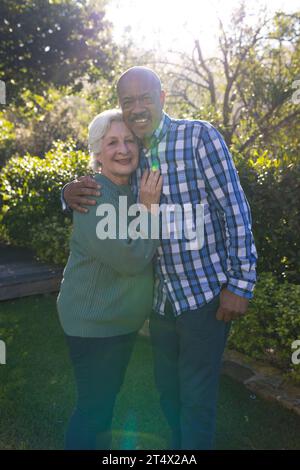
88, 108, 123, 171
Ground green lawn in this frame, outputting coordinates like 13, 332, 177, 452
0, 294, 300, 450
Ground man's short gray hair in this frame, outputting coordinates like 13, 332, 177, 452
88, 108, 123, 171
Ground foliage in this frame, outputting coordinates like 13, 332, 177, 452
0, 112, 16, 164
228, 272, 300, 384
0, 140, 89, 264
236, 149, 300, 284
0, 0, 117, 103
1, 88, 90, 164
30, 215, 72, 265
154, 5, 300, 153
0, 75, 121, 167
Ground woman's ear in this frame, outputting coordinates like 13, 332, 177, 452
95, 153, 102, 164
93, 153, 102, 172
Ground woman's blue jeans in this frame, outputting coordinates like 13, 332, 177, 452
64, 331, 137, 450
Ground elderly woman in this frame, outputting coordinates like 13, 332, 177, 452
57, 109, 162, 450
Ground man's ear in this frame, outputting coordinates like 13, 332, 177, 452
160, 90, 166, 107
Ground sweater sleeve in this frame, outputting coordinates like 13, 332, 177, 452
73, 191, 160, 276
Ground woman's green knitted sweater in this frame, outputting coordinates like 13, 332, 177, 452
57, 173, 160, 338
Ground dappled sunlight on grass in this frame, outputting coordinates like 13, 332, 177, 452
0, 294, 300, 450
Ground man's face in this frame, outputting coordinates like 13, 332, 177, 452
118, 74, 165, 140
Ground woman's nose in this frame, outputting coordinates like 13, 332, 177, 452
117, 141, 129, 154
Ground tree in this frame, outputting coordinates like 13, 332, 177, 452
152, 4, 300, 154
0, 0, 117, 104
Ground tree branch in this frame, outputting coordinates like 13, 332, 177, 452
194, 40, 216, 105
238, 109, 300, 152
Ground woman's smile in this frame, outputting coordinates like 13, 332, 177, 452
115, 158, 132, 166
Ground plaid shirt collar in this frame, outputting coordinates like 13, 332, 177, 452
139, 112, 171, 153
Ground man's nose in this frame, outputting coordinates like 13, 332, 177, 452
131, 97, 145, 114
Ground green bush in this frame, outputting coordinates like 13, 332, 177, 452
0, 112, 16, 166
228, 272, 300, 384
237, 151, 300, 284
30, 216, 73, 265
0, 84, 118, 167
0, 140, 89, 264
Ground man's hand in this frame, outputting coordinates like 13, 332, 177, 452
64, 175, 101, 213
216, 288, 249, 322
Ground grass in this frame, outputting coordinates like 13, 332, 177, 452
0, 294, 300, 450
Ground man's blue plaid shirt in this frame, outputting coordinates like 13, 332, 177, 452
131, 112, 257, 316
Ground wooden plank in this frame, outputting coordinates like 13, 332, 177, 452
0, 268, 63, 286
0, 243, 63, 300
0, 276, 62, 301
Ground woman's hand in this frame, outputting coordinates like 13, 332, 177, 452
139, 169, 163, 214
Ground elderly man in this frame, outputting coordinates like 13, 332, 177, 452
62, 67, 257, 450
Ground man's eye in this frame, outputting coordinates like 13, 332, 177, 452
143, 95, 153, 104
108, 141, 116, 145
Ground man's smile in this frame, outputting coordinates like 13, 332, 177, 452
130, 114, 151, 126
134, 118, 148, 124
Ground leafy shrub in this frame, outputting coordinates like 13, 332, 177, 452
237, 151, 300, 284
0, 82, 118, 167
30, 216, 72, 265
6, 90, 94, 160
228, 272, 300, 384
0, 140, 89, 264
0, 113, 16, 166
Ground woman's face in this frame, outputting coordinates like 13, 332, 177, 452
96, 121, 139, 185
